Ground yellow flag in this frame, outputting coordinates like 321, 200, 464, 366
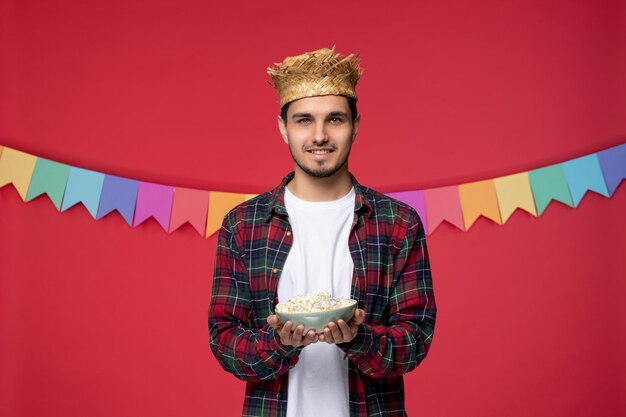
0, 147, 38, 201
493, 172, 538, 223
458, 179, 502, 229
206, 192, 247, 238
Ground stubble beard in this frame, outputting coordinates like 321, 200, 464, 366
289, 143, 352, 179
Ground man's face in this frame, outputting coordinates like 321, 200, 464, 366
278, 95, 360, 179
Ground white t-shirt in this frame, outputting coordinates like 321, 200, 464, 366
278, 185, 356, 417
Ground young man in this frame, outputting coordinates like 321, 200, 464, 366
209, 46, 436, 417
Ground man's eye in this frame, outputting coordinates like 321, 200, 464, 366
296, 119, 310, 124
330, 118, 343, 124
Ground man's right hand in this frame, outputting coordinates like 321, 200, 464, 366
267, 315, 318, 348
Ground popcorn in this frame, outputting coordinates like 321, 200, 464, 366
275, 291, 355, 313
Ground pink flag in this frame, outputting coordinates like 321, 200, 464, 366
169, 187, 210, 236
386, 190, 428, 235
423, 185, 465, 233
133, 182, 174, 231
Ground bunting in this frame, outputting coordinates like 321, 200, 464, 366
458, 179, 502, 230
0, 143, 624, 237
493, 172, 537, 222
62, 168, 106, 218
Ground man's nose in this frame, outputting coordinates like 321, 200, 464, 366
312, 122, 329, 143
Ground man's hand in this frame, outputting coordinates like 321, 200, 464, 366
318, 308, 365, 344
267, 315, 318, 348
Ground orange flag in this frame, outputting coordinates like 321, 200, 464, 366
458, 179, 502, 230
206, 192, 247, 238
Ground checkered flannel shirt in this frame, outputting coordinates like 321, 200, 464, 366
209, 171, 436, 417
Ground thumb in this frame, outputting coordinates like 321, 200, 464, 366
267, 314, 280, 329
354, 309, 365, 325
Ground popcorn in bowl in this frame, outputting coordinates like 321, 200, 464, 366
275, 291, 355, 313
275, 291, 357, 334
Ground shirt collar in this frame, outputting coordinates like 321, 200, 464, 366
264, 171, 372, 222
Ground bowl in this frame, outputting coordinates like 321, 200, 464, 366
275, 300, 357, 334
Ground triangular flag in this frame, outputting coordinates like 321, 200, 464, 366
458, 179, 502, 230
493, 172, 538, 223
528, 164, 574, 215
0, 147, 38, 201
96, 175, 139, 225
25, 158, 71, 210
597, 143, 626, 196
133, 182, 174, 231
562, 153, 609, 206
386, 190, 428, 235
61, 167, 106, 218
169, 187, 209, 236
423, 186, 464, 234
206, 192, 247, 238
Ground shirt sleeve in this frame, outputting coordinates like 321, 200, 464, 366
337, 211, 436, 378
208, 213, 303, 382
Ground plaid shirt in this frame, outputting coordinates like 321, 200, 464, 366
209, 171, 436, 417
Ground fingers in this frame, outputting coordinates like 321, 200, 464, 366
304, 329, 319, 346
278, 320, 295, 344
267, 314, 282, 329
353, 309, 365, 325
329, 321, 345, 342
277, 321, 318, 347
320, 309, 366, 344
320, 320, 350, 344
337, 319, 352, 336
347, 309, 365, 327
319, 326, 331, 343
292, 323, 305, 341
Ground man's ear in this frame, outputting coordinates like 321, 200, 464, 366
277, 115, 288, 144
351, 114, 361, 141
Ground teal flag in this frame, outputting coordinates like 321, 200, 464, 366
25, 158, 71, 210
528, 164, 574, 215
562, 154, 609, 206
61, 167, 106, 218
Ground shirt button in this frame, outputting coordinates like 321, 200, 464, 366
273, 268, 279, 273
286, 231, 292, 236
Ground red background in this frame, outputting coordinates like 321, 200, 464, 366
1, 0, 625, 416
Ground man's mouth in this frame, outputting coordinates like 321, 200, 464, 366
306, 148, 335, 155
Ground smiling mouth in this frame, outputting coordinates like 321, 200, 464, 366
306, 148, 335, 155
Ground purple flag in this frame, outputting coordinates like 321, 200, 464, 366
597, 143, 626, 196
96, 175, 139, 225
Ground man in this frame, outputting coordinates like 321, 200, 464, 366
209, 46, 436, 417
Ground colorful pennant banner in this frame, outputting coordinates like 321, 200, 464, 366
0, 143, 624, 237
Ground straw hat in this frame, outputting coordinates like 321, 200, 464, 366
267, 45, 363, 107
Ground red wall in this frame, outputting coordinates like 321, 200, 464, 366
1, 1, 625, 416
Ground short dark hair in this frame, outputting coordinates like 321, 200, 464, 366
280, 96, 359, 125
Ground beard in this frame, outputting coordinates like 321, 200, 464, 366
288, 143, 352, 178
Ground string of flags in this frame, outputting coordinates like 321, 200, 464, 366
0, 143, 624, 237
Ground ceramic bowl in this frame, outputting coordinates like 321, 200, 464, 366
276, 300, 357, 334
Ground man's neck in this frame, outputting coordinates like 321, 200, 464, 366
286, 168, 353, 202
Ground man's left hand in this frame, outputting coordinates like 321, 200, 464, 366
319, 308, 365, 344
